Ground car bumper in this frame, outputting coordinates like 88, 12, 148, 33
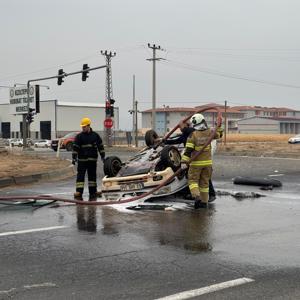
101, 167, 187, 201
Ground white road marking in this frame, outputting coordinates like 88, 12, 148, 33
154, 277, 254, 300
0, 226, 68, 237
0, 288, 16, 295
268, 174, 284, 177
24, 282, 57, 289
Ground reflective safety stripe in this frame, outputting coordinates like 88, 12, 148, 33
199, 187, 209, 192
76, 182, 84, 188
190, 160, 212, 166
88, 181, 97, 187
189, 183, 199, 190
194, 145, 211, 151
181, 155, 190, 162
78, 158, 98, 162
99, 150, 105, 153
186, 142, 194, 149
81, 144, 95, 148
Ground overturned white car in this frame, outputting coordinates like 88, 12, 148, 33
101, 130, 217, 203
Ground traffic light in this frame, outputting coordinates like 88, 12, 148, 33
26, 108, 35, 124
109, 99, 115, 117
105, 100, 111, 116
57, 69, 64, 85
82, 64, 89, 81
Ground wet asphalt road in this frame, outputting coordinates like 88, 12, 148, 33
0, 149, 300, 299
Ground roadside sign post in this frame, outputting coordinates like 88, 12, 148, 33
104, 118, 113, 129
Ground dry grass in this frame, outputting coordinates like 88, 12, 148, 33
224, 134, 294, 143
0, 152, 70, 178
217, 134, 300, 158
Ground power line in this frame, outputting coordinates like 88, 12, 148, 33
160, 59, 300, 89
0, 45, 145, 84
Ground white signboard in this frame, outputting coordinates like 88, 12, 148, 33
9, 86, 36, 115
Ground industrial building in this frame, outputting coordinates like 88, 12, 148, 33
0, 100, 119, 140
232, 106, 300, 119
237, 116, 300, 134
142, 103, 244, 135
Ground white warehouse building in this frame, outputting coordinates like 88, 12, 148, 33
0, 100, 119, 140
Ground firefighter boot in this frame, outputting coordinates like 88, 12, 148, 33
194, 196, 208, 209
95, 191, 102, 198
74, 192, 83, 200
89, 194, 97, 201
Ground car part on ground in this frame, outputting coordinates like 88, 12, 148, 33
233, 176, 282, 187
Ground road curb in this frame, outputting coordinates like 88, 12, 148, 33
0, 164, 75, 189
0, 177, 15, 188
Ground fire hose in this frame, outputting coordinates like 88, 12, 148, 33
0, 107, 222, 206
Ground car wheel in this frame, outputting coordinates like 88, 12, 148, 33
160, 145, 181, 171
103, 156, 122, 177
66, 142, 73, 151
233, 176, 282, 187
145, 130, 159, 147
52, 147, 58, 152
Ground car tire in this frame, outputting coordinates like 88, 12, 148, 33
52, 147, 58, 152
160, 145, 181, 171
66, 142, 73, 151
103, 156, 122, 177
233, 176, 282, 187
145, 130, 159, 147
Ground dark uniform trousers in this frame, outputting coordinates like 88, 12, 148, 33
76, 160, 97, 195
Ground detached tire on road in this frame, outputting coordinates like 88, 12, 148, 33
145, 130, 159, 147
160, 145, 181, 171
233, 176, 282, 187
104, 156, 122, 177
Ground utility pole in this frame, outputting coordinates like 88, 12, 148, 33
224, 100, 227, 144
129, 75, 139, 147
101, 50, 116, 147
133, 75, 138, 147
147, 43, 164, 131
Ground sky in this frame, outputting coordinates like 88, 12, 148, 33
0, 0, 300, 129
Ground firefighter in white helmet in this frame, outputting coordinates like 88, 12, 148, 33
181, 113, 223, 209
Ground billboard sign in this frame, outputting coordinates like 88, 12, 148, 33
9, 85, 40, 115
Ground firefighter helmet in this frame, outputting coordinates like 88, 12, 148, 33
80, 117, 91, 127
190, 113, 205, 127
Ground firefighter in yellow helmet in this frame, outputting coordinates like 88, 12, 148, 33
72, 117, 105, 200
181, 113, 222, 209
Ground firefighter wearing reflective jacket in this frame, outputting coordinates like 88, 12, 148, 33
72, 117, 105, 200
181, 113, 222, 209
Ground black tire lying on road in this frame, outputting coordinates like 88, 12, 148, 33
145, 130, 159, 147
103, 156, 122, 177
233, 176, 282, 187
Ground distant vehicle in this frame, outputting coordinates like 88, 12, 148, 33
34, 139, 51, 148
10, 139, 23, 147
51, 132, 79, 151
288, 134, 300, 144
5, 138, 13, 146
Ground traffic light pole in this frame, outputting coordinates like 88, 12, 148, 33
22, 65, 107, 148
101, 50, 116, 147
